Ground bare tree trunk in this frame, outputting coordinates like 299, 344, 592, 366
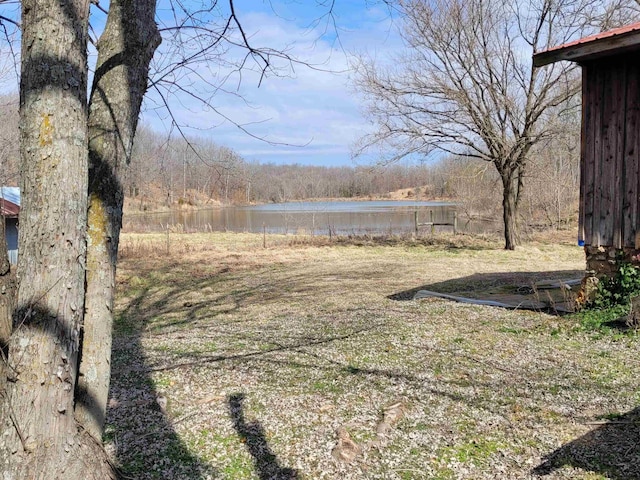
75, 0, 160, 440
502, 173, 518, 250
0, 0, 114, 476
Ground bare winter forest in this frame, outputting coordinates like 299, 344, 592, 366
0, 94, 580, 230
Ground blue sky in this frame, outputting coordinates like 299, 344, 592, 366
0, 1, 402, 167
143, 1, 403, 166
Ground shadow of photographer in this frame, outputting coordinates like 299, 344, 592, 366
228, 393, 299, 480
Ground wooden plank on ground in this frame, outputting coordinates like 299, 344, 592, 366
413, 290, 547, 310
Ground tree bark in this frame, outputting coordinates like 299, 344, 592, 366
75, 0, 160, 440
502, 171, 519, 250
0, 1, 115, 477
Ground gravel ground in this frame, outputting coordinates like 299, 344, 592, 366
105, 232, 640, 480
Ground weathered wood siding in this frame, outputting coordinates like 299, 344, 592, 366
5, 218, 18, 265
581, 54, 640, 248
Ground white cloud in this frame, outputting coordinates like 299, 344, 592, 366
0, 0, 403, 168
142, 2, 404, 166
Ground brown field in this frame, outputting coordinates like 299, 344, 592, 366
106, 231, 640, 480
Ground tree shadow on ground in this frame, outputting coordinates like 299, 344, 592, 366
113, 255, 614, 478
107, 261, 313, 479
388, 269, 584, 313
112, 261, 571, 420
106, 283, 218, 479
532, 406, 640, 479
110, 260, 499, 477
228, 393, 299, 480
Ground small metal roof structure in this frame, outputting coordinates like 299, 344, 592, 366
534, 21, 640, 67
0, 187, 20, 218
532, 23, 640, 276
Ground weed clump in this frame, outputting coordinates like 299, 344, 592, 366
577, 263, 640, 331
589, 263, 640, 310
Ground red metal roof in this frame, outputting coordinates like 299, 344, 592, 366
549, 22, 640, 52
0, 199, 19, 218
534, 21, 640, 67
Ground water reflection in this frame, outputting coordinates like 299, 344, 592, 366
122, 201, 496, 235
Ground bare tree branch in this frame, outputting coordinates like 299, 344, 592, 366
353, 0, 640, 248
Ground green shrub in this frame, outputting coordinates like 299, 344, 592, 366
573, 263, 640, 331
589, 263, 640, 310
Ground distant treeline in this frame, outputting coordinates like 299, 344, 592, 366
0, 97, 445, 205
126, 125, 581, 232
126, 126, 451, 206
0, 95, 580, 229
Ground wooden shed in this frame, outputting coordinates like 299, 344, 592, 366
0, 187, 20, 265
534, 22, 640, 275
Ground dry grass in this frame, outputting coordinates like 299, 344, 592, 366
106, 232, 640, 480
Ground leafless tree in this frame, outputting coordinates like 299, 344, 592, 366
353, 0, 639, 249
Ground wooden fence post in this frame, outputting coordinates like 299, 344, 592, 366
453, 211, 457, 235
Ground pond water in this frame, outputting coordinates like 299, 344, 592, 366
122, 200, 497, 235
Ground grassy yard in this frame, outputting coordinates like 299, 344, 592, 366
106, 232, 640, 480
